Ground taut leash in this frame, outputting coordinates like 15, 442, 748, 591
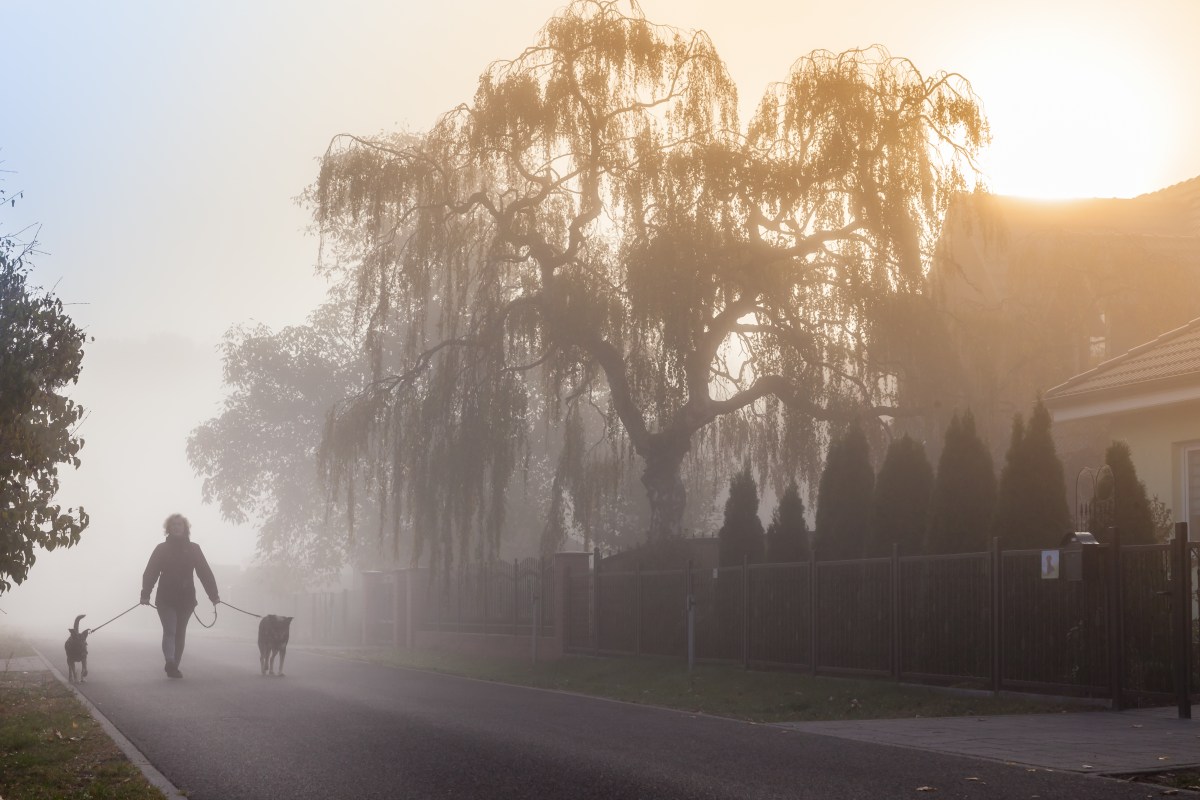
88, 602, 156, 635
219, 600, 262, 619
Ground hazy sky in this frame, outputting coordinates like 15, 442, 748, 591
4, 0, 1199, 622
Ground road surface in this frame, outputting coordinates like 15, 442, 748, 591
30, 626, 1161, 799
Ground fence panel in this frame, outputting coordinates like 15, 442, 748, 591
640, 569, 686, 658
597, 571, 638, 654
898, 553, 990, 684
692, 566, 744, 662
1121, 544, 1174, 695
1000, 549, 1109, 694
747, 562, 811, 668
565, 571, 593, 652
815, 558, 891, 675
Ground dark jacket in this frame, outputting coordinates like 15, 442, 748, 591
141, 536, 219, 609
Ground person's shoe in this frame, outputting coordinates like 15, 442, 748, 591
165, 661, 183, 678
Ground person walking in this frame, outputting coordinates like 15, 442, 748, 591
140, 514, 219, 678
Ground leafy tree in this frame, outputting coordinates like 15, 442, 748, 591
187, 298, 371, 584
1089, 440, 1155, 545
867, 434, 932, 556
992, 399, 1071, 549
312, 0, 987, 562
815, 426, 874, 560
766, 479, 809, 563
926, 410, 995, 553
718, 463, 764, 566
0, 209, 88, 593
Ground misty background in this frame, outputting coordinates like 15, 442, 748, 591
4, 0, 1200, 629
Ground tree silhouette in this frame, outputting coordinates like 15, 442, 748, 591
815, 426, 875, 560
718, 463, 765, 567
766, 480, 809, 563
1090, 440, 1155, 545
867, 434, 932, 556
992, 400, 1071, 549
312, 0, 987, 563
927, 410, 995, 553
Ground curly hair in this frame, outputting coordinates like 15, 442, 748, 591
163, 513, 191, 539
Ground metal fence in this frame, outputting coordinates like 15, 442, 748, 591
563, 536, 1199, 706
422, 557, 555, 636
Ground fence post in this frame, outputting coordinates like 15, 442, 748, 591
742, 556, 750, 670
513, 559, 521, 636
1173, 522, 1192, 719
891, 543, 900, 682
810, 554, 819, 676
592, 547, 601, 655
532, 558, 541, 664
635, 562, 642, 657
686, 559, 695, 673
990, 536, 1001, 696
1106, 526, 1125, 710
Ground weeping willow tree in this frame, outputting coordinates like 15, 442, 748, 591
313, 0, 987, 569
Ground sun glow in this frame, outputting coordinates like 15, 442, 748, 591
970, 24, 1176, 200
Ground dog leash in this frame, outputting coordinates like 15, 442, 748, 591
219, 600, 262, 619
88, 602, 156, 635
192, 600, 264, 629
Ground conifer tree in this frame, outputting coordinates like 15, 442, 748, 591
766, 480, 810, 563
815, 426, 874, 560
718, 463, 765, 566
867, 434, 933, 556
927, 410, 996, 553
1091, 440, 1155, 545
992, 400, 1071, 549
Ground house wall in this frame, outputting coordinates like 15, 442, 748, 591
1109, 400, 1200, 536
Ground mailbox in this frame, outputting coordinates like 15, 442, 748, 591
1061, 531, 1100, 582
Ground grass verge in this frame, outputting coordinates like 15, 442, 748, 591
0, 626, 166, 800
321, 646, 1096, 723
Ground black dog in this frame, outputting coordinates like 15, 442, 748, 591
64, 614, 89, 684
258, 614, 293, 676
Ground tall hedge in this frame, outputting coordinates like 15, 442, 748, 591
718, 462, 765, 566
867, 434, 933, 556
815, 425, 874, 560
766, 480, 810, 563
1091, 440, 1156, 545
992, 400, 1071, 549
927, 410, 996, 553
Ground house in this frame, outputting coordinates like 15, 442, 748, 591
922, 177, 1200, 462
1043, 316, 1200, 541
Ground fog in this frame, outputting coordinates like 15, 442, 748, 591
4, 0, 1200, 634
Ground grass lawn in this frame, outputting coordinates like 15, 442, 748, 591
321, 645, 1098, 723
0, 625, 166, 800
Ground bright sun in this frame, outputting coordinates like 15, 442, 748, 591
971, 27, 1173, 200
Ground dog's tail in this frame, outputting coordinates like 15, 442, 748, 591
72, 614, 86, 634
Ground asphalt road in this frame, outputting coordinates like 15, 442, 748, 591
31, 627, 1163, 800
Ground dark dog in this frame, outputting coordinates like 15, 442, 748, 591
257, 614, 293, 676
64, 614, 89, 684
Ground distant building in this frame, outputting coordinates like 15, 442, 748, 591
916, 177, 1200, 472
1044, 316, 1200, 541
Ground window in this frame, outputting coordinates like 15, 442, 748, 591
1185, 445, 1200, 542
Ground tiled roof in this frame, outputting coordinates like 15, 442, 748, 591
1045, 316, 1200, 402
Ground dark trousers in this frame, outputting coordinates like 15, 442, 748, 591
157, 604, 193, 666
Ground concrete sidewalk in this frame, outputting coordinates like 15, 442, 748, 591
779, 706, 1200, 775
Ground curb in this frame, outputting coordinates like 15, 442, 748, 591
30, 645, 186, 800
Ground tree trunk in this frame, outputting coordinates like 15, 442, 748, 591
641, 439, 689, 541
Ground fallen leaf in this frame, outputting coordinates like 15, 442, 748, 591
965, 777, 982, 782
1081, 764, 1093, 769
916, 787, 936, 792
